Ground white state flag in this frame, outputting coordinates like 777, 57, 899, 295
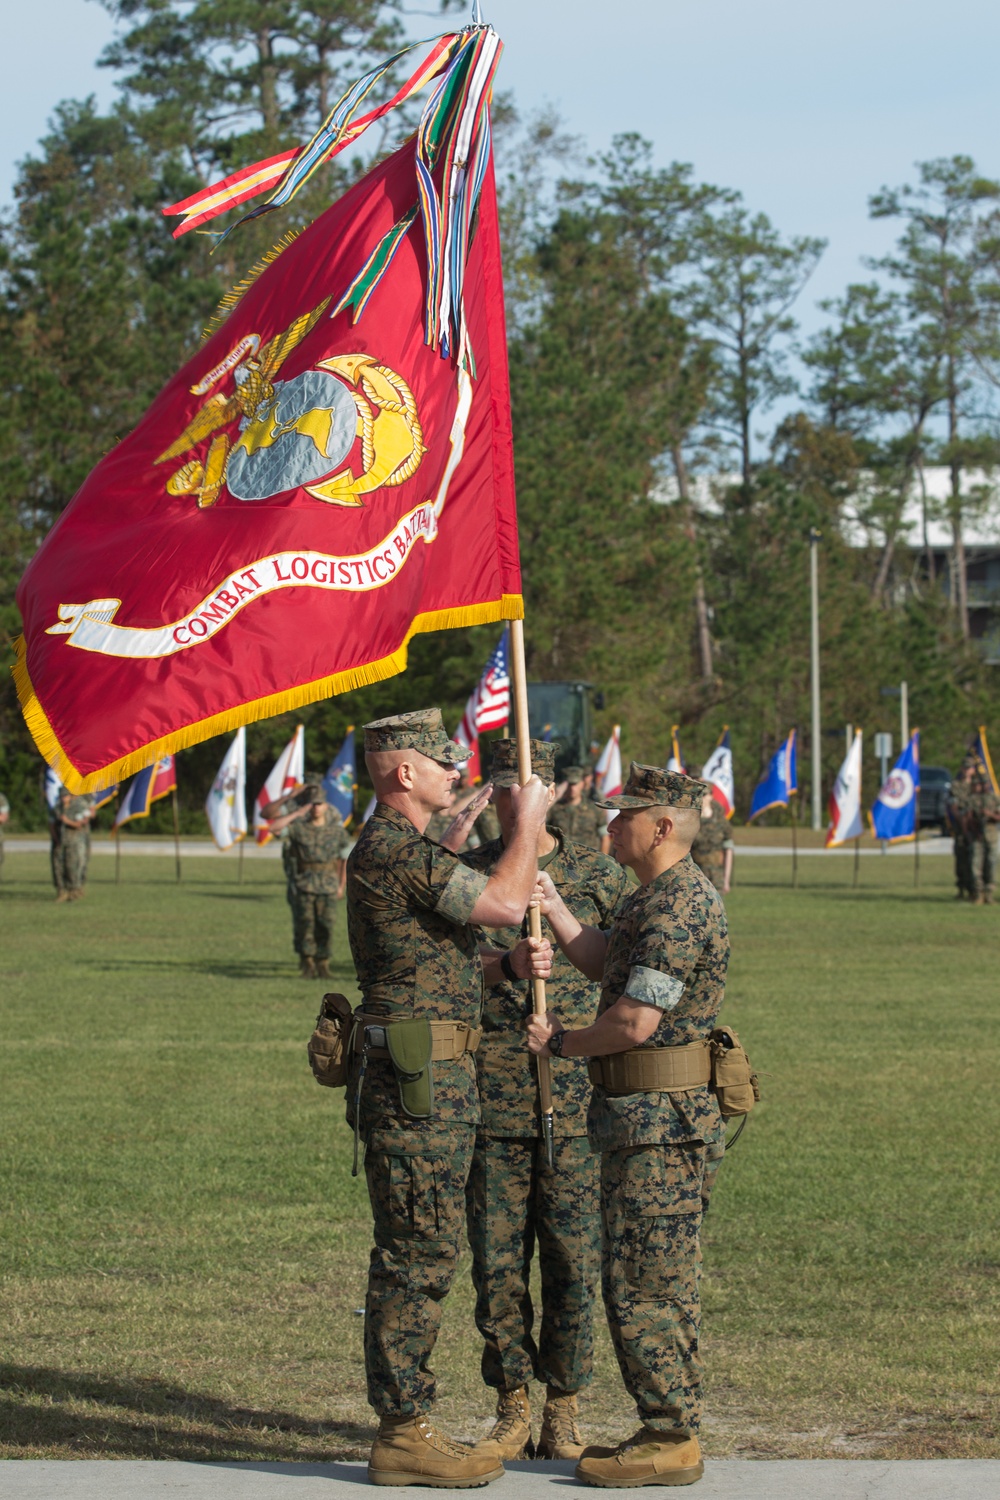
701, 729, 734, 818
253, 725, 305, 844
205, 727, 247, 850
826, 730, 863, 847
595, 725, 622, 829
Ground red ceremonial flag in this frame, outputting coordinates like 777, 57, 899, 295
14, 31, 520, 793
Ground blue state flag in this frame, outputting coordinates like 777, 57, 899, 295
870, 731, 920, 843
973, 726, 998, 794
749, 730, 797, 821
323, 728, 356, 825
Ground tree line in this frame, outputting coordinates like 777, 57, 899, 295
1, 0, 998, 828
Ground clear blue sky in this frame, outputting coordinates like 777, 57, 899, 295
5, 0, 1000, 335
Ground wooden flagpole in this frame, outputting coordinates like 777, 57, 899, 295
791, 794, 799, 889
171, 786, 182, 883
238, 836, 245, 885
115, 826, 121, 885
508, 617, 555, 1168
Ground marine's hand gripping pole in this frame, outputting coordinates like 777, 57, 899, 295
509, 618, 555, 1169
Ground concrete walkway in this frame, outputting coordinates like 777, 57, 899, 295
3, 837, 953, 859
1, 1458, 996, 1497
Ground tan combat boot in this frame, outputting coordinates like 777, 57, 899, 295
368, 1413, 504, 1488
299, 956, 316, 978
473, 1385, 534, 1461
576, 1429, 703, 1488
537, 1388, 584, 1460
315, 958, 332, 979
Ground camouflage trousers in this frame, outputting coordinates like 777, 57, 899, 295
363, 1123, 475, 1416
466, 1133, 600, 1395
51, 837, 89, 894
955, 836, 996, 897
290, 891, 336, 958
601, 1140, 723, 1439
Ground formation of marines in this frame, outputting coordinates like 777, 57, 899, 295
343, 709, 730, 1489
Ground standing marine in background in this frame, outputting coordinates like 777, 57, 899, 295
461, 739, 631, 1463
345, 709, 552, 1488
50, 788, 94, 902
948, 759, 999, 904
267, 783, 352, 977
549, 767, 606, 852
690, 791, 734, 896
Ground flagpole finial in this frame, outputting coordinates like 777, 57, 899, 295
472, 0, 484, 22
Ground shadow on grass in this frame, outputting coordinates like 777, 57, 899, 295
0, 1363, 371, 1461
77, 954, 357, 982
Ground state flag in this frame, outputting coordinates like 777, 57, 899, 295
206, 728, 248, 850
702, 729, 735, 819
114, 755, 176, 828
749, 730, 797, 821
870, 731, 920, 843
323, 728, 357, 825
254, 725, 305, 844
666, 725, 687, 775
826, 730, 863, 847
595, 726, 622, 828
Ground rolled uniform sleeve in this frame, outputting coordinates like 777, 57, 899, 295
391, 837, 488, 925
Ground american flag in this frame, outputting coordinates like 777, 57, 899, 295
454, 627, 510, 753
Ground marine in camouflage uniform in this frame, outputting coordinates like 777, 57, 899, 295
690, 795, 734, 894
527, 764, 729, 1489
461, 739, 631, 1460
50, 790, 93, 901
266, 784, 352, 976
948, 762, 999, 903
345, 709, 550, 1487
549, 767, 606, 851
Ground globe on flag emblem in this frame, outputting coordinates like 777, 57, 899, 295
879, 769, 914, 810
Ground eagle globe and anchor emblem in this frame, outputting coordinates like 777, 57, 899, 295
156, 299, 426, 509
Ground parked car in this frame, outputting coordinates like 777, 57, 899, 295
919, 766, 953, 830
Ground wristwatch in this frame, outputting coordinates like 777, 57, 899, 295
500, 951, 519, 983
548, 1029, 566, 1058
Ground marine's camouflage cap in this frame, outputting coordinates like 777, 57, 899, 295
489, 738, 557, 787
563, 765, 585, 784
596, 761, 709, 811
302, 780, 325, 804
363, 708, 466, 763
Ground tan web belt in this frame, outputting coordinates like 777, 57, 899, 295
588, 1041, 711, 1095
354, 1012, 482, 1062
298, 859, 341, 870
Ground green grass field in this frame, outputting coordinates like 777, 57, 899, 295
1, 847, 997, 1461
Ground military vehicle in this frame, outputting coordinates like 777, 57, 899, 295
526, 681, 604, 778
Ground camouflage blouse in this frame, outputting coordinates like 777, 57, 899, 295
464, 828, 631, 1137
285, 810, 352, 894
346, 802, 489, 1129
588, 854, 729, 1153
548, 799, 606, 851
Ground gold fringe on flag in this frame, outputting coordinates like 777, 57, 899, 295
201, 229, 303, 341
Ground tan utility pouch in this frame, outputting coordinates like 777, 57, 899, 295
587, 1041, 711, 1096
307, 992, 356, 1088
709, 1026, 760, 1117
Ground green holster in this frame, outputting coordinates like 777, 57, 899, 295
386, 1018, 435, 1119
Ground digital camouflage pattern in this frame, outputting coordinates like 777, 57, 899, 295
364, 1122, 475, 1415
548, 798, 606, 851
285, 808, 352, 894
600, 1139, 724, 1438
463, 827, 632, 1136
690, 813, 734, 888
466, 1133, 600, 1394
50, 795, 92, 895
597, 764, 708, 811
588, 853, 729, 1439
346, 799, 490, 1417
346, 803, 489, 1132
363, 708, 466, 762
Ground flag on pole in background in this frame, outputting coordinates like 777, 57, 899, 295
323, 728, 357, 825
114, 756, 176, 828
749, 730, 797, 821
870, 731, 920, 843
254, 725, 305, 844
43, 767, 63, 811
453, 626, 510, 784
595, 726, 622, 826
702, 728, 735, 819
205, 728, 248, 849
826, 730, 863, 847
14, 29, 520, 795
667, 725, 687, 774
973, 726, 998, 794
